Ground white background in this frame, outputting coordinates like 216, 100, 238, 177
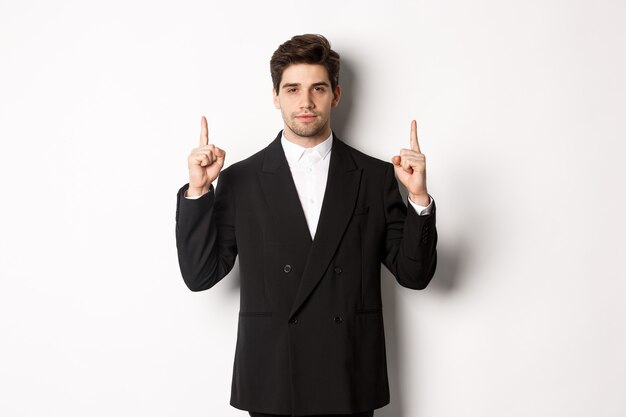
1, 1, 625, 416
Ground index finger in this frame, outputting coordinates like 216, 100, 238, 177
410, 120, 421, 153
200, 116, 209, 146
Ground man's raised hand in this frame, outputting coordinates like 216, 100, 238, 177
187, 116, 226, 197
391, 120, 429, 206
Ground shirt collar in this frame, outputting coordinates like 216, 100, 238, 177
281, 131, 333, 165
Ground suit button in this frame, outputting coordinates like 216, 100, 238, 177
334, 266, 343, 274
333, 316, 343, 324
289, 318, 298, 325
283, 264, 292, 273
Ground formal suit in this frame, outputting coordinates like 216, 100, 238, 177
175, 131, 438, 416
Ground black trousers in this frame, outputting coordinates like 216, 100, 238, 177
249, 411, 374, 417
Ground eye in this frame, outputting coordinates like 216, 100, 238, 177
287, 87, 298, 93
314, 86, 326, 92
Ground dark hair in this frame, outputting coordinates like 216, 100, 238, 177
270, 34, 340, 94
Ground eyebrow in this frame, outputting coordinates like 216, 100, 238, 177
281, 81, 331, 89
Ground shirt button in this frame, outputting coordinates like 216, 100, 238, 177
289, 318, 298, 325
334, 316, 343, 324
283, 264, 292, 273
334, 266, 343, 274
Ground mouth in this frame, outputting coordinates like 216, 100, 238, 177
295, 114, 317, 122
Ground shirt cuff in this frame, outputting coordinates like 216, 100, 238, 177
408, 195, 434, 216
184, 187, 211, 199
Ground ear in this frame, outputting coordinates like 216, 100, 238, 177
331, 85, 341, 108
273, 88, 281, 109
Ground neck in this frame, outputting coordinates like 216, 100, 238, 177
282, 126, 332, 148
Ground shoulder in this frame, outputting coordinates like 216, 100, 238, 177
220, 148, 263, 176
216, 132, 281, 182
334, 136, 393, 174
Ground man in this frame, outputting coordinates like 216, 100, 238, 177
175, 34, 437, 417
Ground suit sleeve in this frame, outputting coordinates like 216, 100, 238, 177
175, 169, 238, 291
381, 163, 438, 289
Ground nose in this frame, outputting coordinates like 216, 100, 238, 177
300, 91, 314, 109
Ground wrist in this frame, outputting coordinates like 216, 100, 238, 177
409, 193, 429, 206
186, 185, 210, 197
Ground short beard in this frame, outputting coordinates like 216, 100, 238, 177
285, 116, 327, 138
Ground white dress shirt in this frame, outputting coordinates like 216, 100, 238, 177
281, 133, 333, 238
281, 132, 433, 239
185, 132, 434, 239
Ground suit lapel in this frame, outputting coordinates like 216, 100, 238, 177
289, 136, 362, 319
258, 133, 313, 246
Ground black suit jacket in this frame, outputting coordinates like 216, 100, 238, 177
175, 131, 437, 416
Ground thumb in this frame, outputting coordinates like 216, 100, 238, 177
391, 155, 401, 166
214, 146, 226, 158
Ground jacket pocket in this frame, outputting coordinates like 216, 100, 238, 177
355, 308, 382, 315
239, 311, 272, 317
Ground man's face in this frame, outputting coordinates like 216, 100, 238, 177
273, 63, 341, 144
